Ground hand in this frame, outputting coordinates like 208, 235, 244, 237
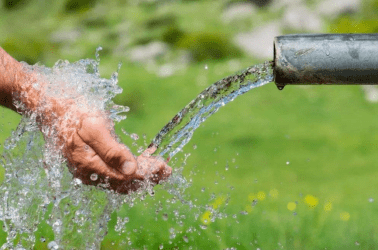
62, 113, 172, 194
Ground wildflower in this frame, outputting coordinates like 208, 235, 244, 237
287, 202, 296, 211
248, 193, 256, 202
201, 211, 211, 225
324, 201, 332, 212
340, 212, 350, 221
245, 205, 253, 213
269, 189, 279, 199
304, 195, 318, 208
212, 196, 225, 209
257, 191, 266, 201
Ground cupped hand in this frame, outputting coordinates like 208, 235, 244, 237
60, 112, 172, 194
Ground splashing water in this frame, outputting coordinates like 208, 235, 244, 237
150, 61, 273, 159
0, 48, 273, 249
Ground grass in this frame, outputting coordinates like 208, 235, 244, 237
1, 0, 378, 249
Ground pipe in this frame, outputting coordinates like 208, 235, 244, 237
273, 33, 378, 90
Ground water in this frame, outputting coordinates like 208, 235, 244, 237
149, 61, 274, 159
0, 51, 273, 249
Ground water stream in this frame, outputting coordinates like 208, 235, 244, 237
151, 61, 273, 159
0, 51, 273, 249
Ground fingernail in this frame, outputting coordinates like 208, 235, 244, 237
122, 161, 136, 175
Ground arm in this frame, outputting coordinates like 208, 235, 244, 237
0, 46, 22, 111
0, 47, 171, 193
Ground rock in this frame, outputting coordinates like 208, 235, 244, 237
234, 22, 282, 59
282, 4, 323, 32
50, 29, 81, 44
222, 2, 257, 23
247, 0, 273, 8
269, 0, 302, 11
129, 41, 168, 63
317, 0, 361, 17
362, 85, 378, 103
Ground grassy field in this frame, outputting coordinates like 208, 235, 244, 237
2, 0, 378, 249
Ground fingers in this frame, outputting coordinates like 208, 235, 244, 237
143, 146, 157, 156
135, 155, 172, 182
66, 132, 134, 182
77, 116, 136, 175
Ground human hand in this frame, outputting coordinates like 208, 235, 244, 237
62, 114, 172, 194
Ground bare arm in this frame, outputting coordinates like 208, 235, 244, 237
0, 46, 23, 111
0, 47, 171, 193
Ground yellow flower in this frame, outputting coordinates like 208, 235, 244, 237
245, 205, 253, 213
340, 212, 350, 221
201, 211, 211, 224
287, 202, 296, 211
324, 201, 332, 212
269, 189, 279, 199
248, 193, 256, 202
257, 191, 266, 201
212, 196, 226, 209
304, 195, 318, 208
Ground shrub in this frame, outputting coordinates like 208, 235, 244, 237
176, 32, 241, 62
64, 0, 98, 13
2, 0, 31, 10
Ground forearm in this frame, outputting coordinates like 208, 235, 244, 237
0, 47, 75, 138
0, 47, 24, 111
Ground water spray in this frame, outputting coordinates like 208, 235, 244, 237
274, 33, 378, 90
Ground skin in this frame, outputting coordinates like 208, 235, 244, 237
0, 47, 171, 193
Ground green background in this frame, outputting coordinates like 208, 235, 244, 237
1, 0, 378, 249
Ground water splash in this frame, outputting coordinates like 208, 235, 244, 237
150, 61, 273, 159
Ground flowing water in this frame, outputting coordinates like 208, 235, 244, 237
0, 49, 273, 249
150, 61, 274, 159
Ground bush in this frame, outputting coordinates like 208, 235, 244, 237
176, 32, 241, 62
162, 26, 185, 45
1, 36, 51, 65
64, 0, 98, 13
2, 0, 31, 10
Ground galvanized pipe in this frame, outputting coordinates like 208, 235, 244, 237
273, 33, 378, 90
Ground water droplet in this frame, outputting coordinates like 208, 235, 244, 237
90, 173, 98, 181
163, 213, 168, 221
325, 50, 330, 56
130, 133, 139, 140
137, 146, 144, 154
121, 128, 129, 135
73, 178, 82, 186
369, 198, 374, 203
47, 241, 59, 250
183, 235, 189, 243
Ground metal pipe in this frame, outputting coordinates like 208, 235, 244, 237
273, 33, 378, 90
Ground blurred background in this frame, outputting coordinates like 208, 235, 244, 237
2, 0, 378, 249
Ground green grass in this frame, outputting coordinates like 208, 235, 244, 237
2, 0, 378, 249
